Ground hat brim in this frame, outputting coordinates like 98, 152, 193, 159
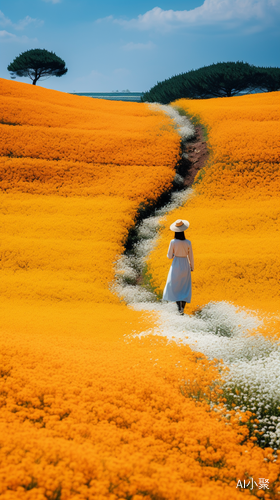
170, 219, 189, 232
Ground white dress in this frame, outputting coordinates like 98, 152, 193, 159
162, 239, 194, 303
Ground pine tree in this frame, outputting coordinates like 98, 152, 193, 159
7, 49, 68, 86
141, 62, 280, 103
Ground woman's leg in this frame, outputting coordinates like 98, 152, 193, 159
176, 301, 181, 312
181, 301, 186, 312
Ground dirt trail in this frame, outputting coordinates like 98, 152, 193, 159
182, 125, 209, 187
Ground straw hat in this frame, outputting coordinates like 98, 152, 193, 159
170, 219, 189, 232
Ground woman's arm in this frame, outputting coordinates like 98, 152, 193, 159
189, 243, 194, 271
167, 241, 174, 259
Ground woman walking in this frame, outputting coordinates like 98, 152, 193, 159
162, 219, 194, 315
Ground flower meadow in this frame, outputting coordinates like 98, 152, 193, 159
147, 92, 280, 315
0, 79, 280, 499
0, 81, 180, 200
143, 92, 280, 477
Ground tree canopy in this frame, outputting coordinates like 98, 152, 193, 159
7, 49, 68, 86
141, 62, 280, 103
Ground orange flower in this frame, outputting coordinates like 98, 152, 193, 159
0, 80, 279, 499
148, 92, 280, 322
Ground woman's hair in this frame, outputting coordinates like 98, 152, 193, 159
175, 231, 185, 240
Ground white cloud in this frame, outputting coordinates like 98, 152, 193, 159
0, 11, 12, 27
101, 0, 280, 32
42, 0, 62, 3
0, 29, 37, 43
95, 15, 114, 24
15, 15, 42, 30
0, 30, 17, 40
0, 10, 42, 31
122, 41, 155, 51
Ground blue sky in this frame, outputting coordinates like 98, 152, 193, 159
1, 0, 280, 92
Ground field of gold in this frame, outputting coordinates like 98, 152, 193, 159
0, 79, 279, 499
147, 92, 280, 320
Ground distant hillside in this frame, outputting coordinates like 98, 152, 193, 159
141, 62, 280, 103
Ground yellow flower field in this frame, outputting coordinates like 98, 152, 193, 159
0, 79, 279, 499
147, 92, 280, 322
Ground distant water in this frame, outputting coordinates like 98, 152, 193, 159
70, 92, 143, 102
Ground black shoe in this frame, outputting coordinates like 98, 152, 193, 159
179, 301, 186, 315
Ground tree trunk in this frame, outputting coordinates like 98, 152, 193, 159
32, 70, 39, 85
